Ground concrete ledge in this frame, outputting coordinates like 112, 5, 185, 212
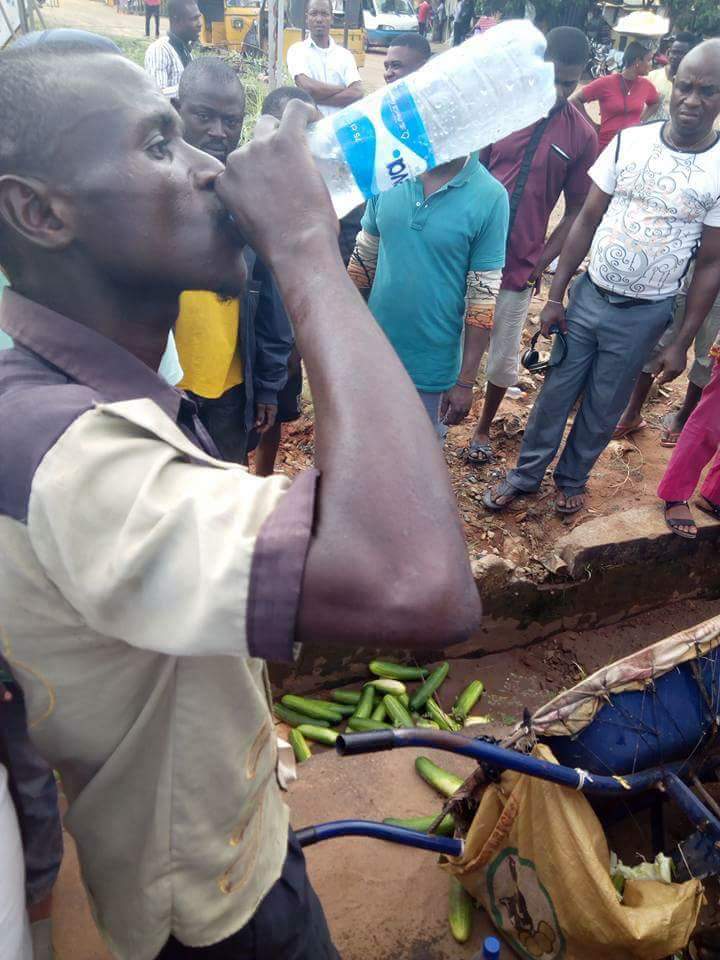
270, 507, 720, 694
556, 504, 720, 579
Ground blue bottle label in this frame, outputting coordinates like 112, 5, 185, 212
332, 81, 437, 199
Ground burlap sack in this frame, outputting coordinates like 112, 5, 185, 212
443, 744, 703, 959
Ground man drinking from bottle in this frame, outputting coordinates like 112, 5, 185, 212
0, 40, 480, 960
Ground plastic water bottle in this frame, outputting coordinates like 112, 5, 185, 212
482, 935, 501, 959
306, 20, 556, 218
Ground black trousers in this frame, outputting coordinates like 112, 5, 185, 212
145, 4, 160, 35
188, 384, 250, 464
156, 832, 340, 959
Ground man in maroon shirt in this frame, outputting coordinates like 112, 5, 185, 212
464, 26, 598, 465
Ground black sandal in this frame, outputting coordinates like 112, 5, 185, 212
462, 441, 495, 465
663, 500, 698, 540
482, 479, 524, 512
696, 496, 720, 521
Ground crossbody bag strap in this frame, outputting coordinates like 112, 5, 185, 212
505, 110, 556, 244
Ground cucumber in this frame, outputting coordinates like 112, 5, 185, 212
416, 719, 440, 729
366, 678, 407, 696
383, 694, 414, 728
398, 693, 410, 708
289, 728, 312, 763
302, 698, 355, 717
352, 685, 376, 719
425, 697, 460, 732
274, 704, 330, 729
383, 813, 455, 836
409, 662, 450, 712
297, 724, 339, 746
281, 695, 344, 724
331, 690, 362, 705
452, 681, 485, 721
347, 716, 393, 732
464, 715, 492, 726
371, 701, 388, 723
448, 877, 473, 943
368, 660, 428, 681
415, 756, 464, 798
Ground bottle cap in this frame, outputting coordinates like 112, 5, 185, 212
482, 936, 501, 959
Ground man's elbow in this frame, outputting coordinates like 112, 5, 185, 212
368, 558, 482, 649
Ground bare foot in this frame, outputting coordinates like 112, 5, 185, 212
611, 416, 645, 441
555, 490, 585, 515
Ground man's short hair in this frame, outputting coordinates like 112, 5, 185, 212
261, 85, 314, 119
623, 40, 651, 69
177, 56, 243, 100
388, 33, 431, 59
0, 47, 116, 275
13, 28, 121, 52
674, 31, 697, 48
168, 0, 197, 20
545, 26, 590, 67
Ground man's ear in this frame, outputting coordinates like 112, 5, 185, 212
0, 175, 74, 252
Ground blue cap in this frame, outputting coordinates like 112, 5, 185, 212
482, 936, 501, 959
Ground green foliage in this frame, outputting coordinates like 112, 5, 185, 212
111, 35, 152, 65
665, 0, 720, 38
104, 38, 280, 142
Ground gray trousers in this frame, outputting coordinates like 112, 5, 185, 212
507, 273, 674, 496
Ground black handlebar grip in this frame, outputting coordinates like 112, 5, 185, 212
295, 826, 318, 847
336, 730, 396, 756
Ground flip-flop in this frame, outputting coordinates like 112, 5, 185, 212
611, 419, 646, 441
695, 496, 720, 521
482, 479, 524, 512
664, 500, 698, 539
555, 490, 586, 515
462, 441, 495, 465
660, 413, 682, 447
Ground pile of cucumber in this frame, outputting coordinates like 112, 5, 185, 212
275, 660, 486, 945
275, 659, 488, 767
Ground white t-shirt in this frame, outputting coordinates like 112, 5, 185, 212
286, 36, 361, 116
588, 122, 720, 300
0, 764, 32, 960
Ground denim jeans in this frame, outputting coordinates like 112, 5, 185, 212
507, 274, 674, 495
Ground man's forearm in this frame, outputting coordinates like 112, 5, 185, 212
272, 239, 480, 645
533, 209, 580, 278
295, 75, 347, 102
547, 212, 597, 300
458, 324, 491, 383
676, 262, 720, 348
324, 83, 364, 107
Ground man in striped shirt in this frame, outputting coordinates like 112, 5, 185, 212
144, 0, 201, 96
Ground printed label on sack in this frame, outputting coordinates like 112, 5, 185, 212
332, 80, 436, 199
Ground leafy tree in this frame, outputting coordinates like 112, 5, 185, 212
665, 0, 720, 38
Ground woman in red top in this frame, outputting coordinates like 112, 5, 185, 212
569, 42, 659, 151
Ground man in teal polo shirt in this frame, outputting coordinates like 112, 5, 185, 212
348, 159, 508, 434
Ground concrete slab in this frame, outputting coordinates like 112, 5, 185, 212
556, 505, 720, 579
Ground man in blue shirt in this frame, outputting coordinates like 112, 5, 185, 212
348, 155, 508, 434
348, 33, 508, 434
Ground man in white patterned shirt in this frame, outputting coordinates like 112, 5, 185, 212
144, 0, 201, 96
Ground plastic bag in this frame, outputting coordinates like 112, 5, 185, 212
443, 744, 703, 959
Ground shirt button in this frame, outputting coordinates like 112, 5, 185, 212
416, 201, 421, 207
